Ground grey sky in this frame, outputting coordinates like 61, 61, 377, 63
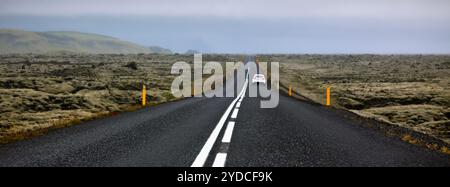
1, 0, 449, 53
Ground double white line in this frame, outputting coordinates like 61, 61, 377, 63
191, 75, 248, 167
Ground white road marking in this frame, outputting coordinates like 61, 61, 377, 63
212, 153, 227, 167
241, 87, 246, 98
231, 109, 239, 119
222, 121, 235, 143
238, 93, 244, 101
236, 102, 241, 108
191, 76, 248, 167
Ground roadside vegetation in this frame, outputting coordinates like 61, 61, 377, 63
263, 54, 450, 145
0, 53, 242, 143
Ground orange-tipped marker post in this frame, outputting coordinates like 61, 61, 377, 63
289, 86, 292, 96
326, 85, 331, 106
142, 84, 146, 106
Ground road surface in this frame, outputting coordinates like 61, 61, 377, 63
0, 56, 449, 167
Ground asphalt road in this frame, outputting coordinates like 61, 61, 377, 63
0, 56, 449, 167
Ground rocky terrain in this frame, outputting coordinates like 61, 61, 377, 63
0, 53, 241, 143
264, 54, 450, 144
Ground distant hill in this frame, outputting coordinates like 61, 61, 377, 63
0, 29, 170, 54
185, 49, 200, 54
148, 46, 172, 54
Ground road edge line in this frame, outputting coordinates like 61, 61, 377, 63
191, 78, 247, 167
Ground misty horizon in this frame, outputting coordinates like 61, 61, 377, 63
1, 0, 450, 54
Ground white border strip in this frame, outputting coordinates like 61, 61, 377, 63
230, 109, 239, 119
212, 153, 227, 167
221, 121, 235, 143
191, 78, 248, 167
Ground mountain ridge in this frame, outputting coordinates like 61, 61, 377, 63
0, 29, 172, 54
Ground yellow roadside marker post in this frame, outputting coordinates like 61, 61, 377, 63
326, 85, 331, 106
289, 85, 292, 96
142, 84, 146, 106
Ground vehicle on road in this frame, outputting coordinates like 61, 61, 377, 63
252, 74, 266, 84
